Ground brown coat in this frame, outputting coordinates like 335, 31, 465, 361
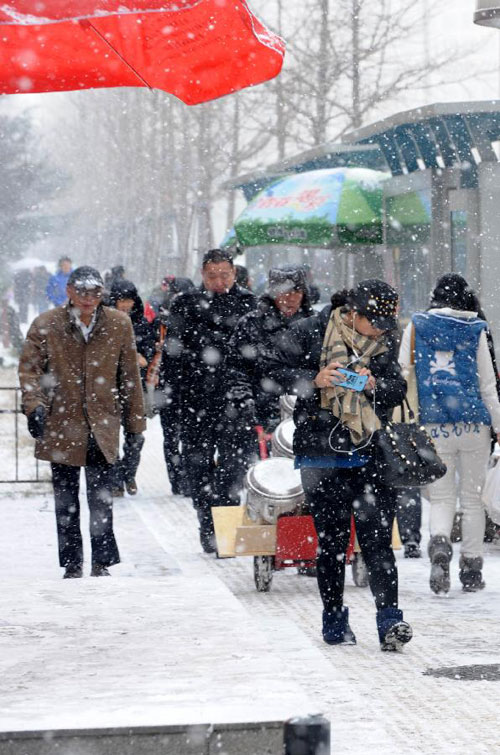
19, 304, 146, 466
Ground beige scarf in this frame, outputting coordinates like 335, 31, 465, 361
320, 308, 388, 445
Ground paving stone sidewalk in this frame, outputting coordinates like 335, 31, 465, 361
1, 416, 500, 754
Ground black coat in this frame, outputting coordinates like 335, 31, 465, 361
226, 294, 314, 428
161, 284, 257, 420
267, 305, 406, 457
109, 288, 156, 387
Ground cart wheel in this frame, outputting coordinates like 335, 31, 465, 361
352, 552, 369, 588
254, 556, 274, 592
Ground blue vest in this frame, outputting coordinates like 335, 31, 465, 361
413, 312, 491, 425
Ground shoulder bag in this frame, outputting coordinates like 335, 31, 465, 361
374, 398, 446, 488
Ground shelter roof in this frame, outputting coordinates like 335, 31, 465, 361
343, 101, 500, 188
225, 101, 500, 198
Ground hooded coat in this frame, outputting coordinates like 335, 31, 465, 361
19, 304, 146, 466
226, 291, 314, 427
108, 280, 156, 387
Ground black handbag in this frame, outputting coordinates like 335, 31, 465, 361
374, 399, 447, 488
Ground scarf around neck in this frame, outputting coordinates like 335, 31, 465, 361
320, 307, 388, 446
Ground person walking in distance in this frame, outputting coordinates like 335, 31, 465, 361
19, 266, 145, 578
46, 256, 72, 308
160, 249, 256, 552
108, 279, 155, 497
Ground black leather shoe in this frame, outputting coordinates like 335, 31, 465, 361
90, 563, 111, 577
125, 479, 137, 495
63, 564, 83, 579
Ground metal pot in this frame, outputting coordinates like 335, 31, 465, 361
245, 457, 304, 524
271, 417, 295, 459
280, 394, 297, 421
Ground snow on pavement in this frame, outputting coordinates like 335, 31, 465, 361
1, 416, 500, 753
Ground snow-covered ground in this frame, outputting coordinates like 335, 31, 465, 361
1, 416, 500, 753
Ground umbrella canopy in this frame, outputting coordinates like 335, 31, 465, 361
386, 189, 431, 229
0, 1, 285, 104
233, 168, 391, 248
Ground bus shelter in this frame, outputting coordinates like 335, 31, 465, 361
225, 101, 500, 335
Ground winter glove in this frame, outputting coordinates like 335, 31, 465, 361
27, 405, 46, 440
128, 432, 144, 448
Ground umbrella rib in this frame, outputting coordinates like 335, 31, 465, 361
84, 20, 153, 90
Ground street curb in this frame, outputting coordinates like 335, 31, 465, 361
0, 721, 284, 755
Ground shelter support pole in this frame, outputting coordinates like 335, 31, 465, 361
430, 167, 453, 282
477, 162, 500, 343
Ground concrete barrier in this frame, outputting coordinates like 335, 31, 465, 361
0, 721, 284, 755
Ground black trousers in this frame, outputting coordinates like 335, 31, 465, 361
111, 431, 145, 489
301, 464, 398, 612
182, 416, 253, 522
159, 408, 189, 494
51, 436, 120, 568
396, 488, 422, 545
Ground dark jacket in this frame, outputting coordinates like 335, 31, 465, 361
150, 277, 196, 318
226, 293, 314, 428
161, 284, 256, 420
267, 305, 406, 457
109, 283, 156, 388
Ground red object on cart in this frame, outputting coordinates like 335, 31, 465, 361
346, 514, 356, 563
274, 515, 317, 570
255, 424, 272, 461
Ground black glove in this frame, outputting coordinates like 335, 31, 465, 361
27, 405, 46, 440
128, 432, 144, 448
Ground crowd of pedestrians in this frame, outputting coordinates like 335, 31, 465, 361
17, 251, 500, 653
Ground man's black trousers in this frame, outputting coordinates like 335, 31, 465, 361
301, 464, 398, 613
182, 415, 253, 518
51, 436, 120, 568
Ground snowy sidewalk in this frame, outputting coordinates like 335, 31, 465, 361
1, 416, 500, 753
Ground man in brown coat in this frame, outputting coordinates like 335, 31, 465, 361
19, 266, 146, 578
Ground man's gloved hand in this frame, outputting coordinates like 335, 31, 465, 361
129, 432, 144, 448
27, 405, 46, 439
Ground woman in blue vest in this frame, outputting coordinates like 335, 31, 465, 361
400, 274, 500, 594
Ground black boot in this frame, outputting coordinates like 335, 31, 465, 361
459, 556, 485, 592
322, 607, 356, 645
376, 607, 413, 652
63, 563, 83, 579
196, 506, 216, 554
428, 535, 452, 594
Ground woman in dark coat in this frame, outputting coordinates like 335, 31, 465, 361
227, 266, 314, 438
108, 279, 156, 496
268, 279, 413, 652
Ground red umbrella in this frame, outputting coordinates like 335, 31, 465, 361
0, 1, 285, 104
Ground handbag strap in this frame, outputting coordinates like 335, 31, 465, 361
402, 395, 415, 423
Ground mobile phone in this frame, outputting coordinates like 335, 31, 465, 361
333, 368, 368, 392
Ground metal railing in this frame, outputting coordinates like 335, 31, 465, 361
0, 387, 50, 484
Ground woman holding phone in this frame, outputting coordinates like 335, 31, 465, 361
269, 279, 412, 651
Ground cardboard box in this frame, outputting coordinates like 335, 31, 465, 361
234, 524, 277, 556
212, 506, 245, 558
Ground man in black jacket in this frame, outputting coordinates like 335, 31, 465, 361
161, 249, 256, 552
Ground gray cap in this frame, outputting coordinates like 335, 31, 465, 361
67, 266, 103, 289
